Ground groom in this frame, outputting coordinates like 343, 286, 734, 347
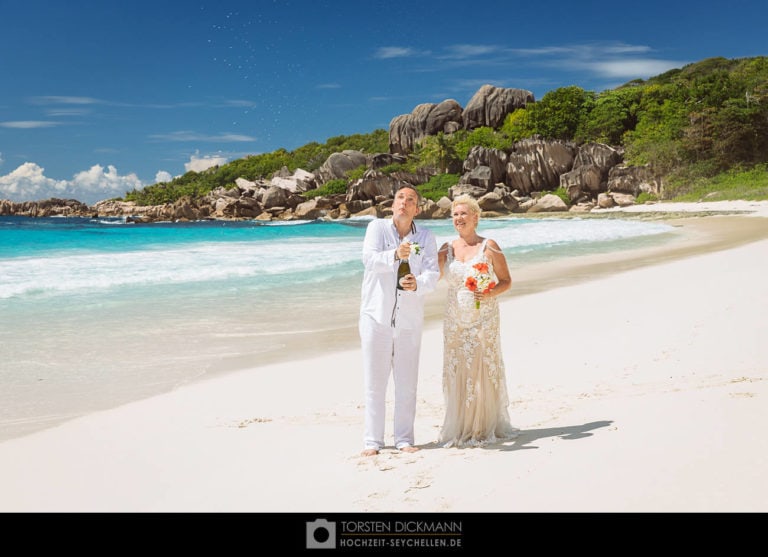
359, 184, 439, 456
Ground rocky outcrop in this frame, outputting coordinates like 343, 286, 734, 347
462, 146, 508, 188
446, 138, 630, 214
2, 134, 642, 222
388, 99, 463, 155
346, 171, 403, 202
561, 143, 624, 202
388, 85, 534, 156
317, 150, 367, 183
526, 193, 569, 213
608, 164, 661, 197
0, 198, 93, 217
92, 200, 145, 216
574, 143, 623, 175
370, 153, 408, 170
478, 189, 519, 213
561, 164, 604, 203
462, 84, 534, 130
449, 182, 489, 200
505, 138, 577, 194
269, 167, 317, 193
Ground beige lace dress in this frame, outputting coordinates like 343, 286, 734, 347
439, 239, 518, 447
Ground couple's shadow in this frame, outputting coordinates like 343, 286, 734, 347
420, 420, 613, 452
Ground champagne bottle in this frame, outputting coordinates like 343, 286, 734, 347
396, 258, 411, 290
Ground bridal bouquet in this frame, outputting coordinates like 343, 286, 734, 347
464, 262, 496, 309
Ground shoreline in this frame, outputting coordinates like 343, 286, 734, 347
0, 209, 698, 443
4, 205, 768, 444
1, 201, 767, 511
215, 206, 768, 381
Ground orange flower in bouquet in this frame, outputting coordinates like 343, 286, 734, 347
464, 262, 496, 309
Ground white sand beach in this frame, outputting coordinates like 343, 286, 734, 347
1, 200, 767, 513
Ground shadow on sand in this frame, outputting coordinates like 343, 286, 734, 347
418, 420, 614, 452
491, 420, 614, 452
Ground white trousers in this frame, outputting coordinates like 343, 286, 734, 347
359, 314, 422, 450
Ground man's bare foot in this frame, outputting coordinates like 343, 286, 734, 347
360, 448, 379, 457
399, 445, 420, 453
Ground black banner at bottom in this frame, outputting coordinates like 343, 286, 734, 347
6, 512, 745, 553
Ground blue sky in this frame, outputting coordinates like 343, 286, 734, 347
0, 0, 764, 204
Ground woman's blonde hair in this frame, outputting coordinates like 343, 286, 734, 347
451, 194, 481, 216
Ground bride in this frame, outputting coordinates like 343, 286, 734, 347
437, 194, 519, 447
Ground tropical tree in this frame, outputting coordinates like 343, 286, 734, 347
623, 84, 688, 173
455, 126, 511, 159
501, 108, 535, 142
415, 132, 461, 174
577, 86, 642, 145
528, 86, 593, 140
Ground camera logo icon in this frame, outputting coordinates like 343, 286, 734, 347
306, 519, 336, 549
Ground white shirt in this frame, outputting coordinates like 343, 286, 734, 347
360, 218, 439, 329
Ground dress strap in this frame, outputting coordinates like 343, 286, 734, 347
478, 238, 488, 261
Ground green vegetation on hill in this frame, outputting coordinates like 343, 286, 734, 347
664, 163, 768, 201
417, 174, 461, 202
123, 56, 768, 206
124, 130, 389, 206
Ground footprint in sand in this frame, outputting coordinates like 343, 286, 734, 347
354, 453, 394, 471
236, 417, 272, 428
730, 376, 762, 384
405, 473, 433, 492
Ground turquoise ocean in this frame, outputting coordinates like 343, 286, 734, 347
0, 214, 677, 440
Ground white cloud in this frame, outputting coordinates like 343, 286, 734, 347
46, 108, 90, 117
155, 170, 173, 183
588, 59, 684, 79
507, 42, 651, 59
28, 96, 102, 105
0, 162, 144, 205
505, 42, 685, 78
442, 44, 500, 59
71, 165, 143, 203
403, 41, 687, 92
600, 44, 653, 55
0, 121, 60, 129
185, 153, 228, 173
150, 130, 256, 142
220, 99, 258, 108
0, 163, 68, 201
374, 46, 417, 59
507, 46, 575, 56
216, 133, 256, 142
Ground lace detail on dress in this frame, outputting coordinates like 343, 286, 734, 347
439, 239, 519, 448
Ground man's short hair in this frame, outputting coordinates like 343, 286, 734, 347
394, 182, 423, 204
